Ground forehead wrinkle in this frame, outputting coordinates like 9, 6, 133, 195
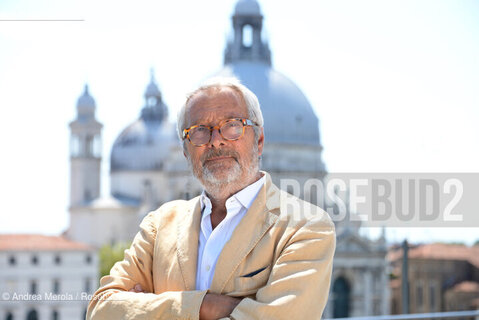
185, 89, 248, 127
197, 106, 241, 119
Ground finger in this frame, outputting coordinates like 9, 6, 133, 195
134, 284, 143, 292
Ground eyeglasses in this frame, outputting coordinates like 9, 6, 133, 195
182, 118, 257, 147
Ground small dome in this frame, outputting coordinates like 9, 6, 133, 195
145, 79, 161, 97
235, 0, 261, 16
216, 62, 321, 146
77, 85, 95, 109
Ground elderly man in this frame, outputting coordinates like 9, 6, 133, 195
87, 78, 336, 320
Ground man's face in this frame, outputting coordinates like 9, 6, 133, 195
183, 87, 264, 195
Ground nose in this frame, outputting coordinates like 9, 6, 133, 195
209, 127, 225, 148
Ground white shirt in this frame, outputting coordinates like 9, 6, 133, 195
195, 175, 265, 290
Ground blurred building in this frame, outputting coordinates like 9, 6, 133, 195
0, 235, 98, 319
65, 0, 389, 317
329, 227, 389, 317
389, 243, 479, 314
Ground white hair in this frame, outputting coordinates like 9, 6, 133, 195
176, 77, 264, 141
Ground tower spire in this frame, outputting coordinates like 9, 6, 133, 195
150, 67, 155, 83
141, 70, 168, 122
224, 0, 271, 65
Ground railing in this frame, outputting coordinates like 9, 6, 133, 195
325, 310, 479, 320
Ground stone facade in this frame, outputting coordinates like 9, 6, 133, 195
389, 243, 479, 314
0, 235, 98, 320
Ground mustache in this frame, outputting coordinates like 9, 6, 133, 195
201, 149, 240, 164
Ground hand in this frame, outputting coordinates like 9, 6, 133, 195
128, 284, 144, 293
199, 293, 242, 320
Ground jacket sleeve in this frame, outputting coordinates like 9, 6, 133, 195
86, 211, 208, 320
225, 217, 336, 320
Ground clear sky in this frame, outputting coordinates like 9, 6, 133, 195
0, 0, 478, 245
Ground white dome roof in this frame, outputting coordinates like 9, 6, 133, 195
110, 119, 177, 172
216, 62, 321, 146
235, 0, 261, 16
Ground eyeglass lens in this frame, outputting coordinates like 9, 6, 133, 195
189, 120, 244, 145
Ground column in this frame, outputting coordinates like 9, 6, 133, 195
364, 270, 373, 315
381, 265, 391, 315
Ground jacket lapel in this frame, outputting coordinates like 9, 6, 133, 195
210, 173, 280, 293
176, 197, 202, 290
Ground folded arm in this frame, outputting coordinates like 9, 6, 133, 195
224, 218, 336, 320
86, 212, 208, 320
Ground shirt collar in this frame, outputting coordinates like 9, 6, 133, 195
200, 174, 266, 213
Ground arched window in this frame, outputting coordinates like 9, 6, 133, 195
92, 134, 102, 157
26, 309, 38, 320
84, 278, 91, 293
147, 97, 157, 107
51, 310, 59, 320
242, 24, 253, 47
6, 312, 13, 320
84, 190, 92, 202
70, 134, 81, 157
85, 134, 94, 156
333, 276, 350, 318
8, 256, 16, 266
53, 279, 60, 294
30, 281, 37, 295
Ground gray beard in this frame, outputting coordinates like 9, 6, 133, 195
187, 144, 260, 200
202, 160, 242, 186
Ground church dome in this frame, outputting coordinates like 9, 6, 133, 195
110, 119, 176, 171
110, 74, 176, 172
220, 0, 321, 147
217, 62, 320, 146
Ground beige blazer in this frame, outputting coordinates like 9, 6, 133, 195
87, 172, 336, 320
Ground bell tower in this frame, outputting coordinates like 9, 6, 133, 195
69, 85, 103, 207
224, 0, 271, 65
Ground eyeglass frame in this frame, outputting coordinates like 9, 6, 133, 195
182, 118, 258, 147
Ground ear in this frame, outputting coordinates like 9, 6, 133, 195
257, 127, 264, 156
